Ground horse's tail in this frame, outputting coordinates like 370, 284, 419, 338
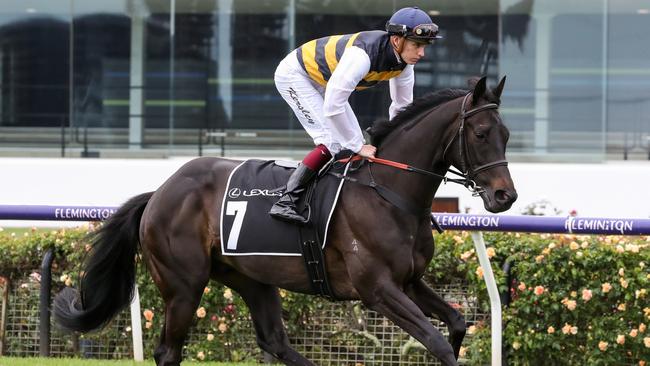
53, 191, 154, 333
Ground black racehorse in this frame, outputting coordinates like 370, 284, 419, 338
54, 76, 517, 366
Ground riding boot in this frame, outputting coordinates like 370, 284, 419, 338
269, 164, 317, 223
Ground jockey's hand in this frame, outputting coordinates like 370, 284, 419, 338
358, 144, 377, 159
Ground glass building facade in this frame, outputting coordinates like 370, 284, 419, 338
0, 0, 648, 161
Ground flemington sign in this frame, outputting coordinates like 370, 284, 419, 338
431, 213, 650, 235
0, 205, 116, 221
1, 205, 650, 236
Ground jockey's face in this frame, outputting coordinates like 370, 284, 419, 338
392, 36, 429, 65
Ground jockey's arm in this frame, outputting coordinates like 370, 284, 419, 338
388, 64, 414, 120
323, 46, 371, 153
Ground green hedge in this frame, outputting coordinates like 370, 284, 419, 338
0, 226, 648, 365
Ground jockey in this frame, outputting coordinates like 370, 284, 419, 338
270, 6, 442, 223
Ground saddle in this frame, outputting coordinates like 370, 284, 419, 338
220, 158, 350, 298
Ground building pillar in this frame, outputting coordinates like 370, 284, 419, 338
217, 0, 233, 122
534, 14, 551, 153
128, 1, 146, 149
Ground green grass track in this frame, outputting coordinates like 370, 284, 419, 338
0, 357, 259, 366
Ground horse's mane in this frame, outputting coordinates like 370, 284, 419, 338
368, 88, 468, 147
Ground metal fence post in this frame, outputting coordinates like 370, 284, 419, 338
39, 248, 55, 357
0, 277, 9, 355
130, 286, 144, 361
470, 232, 502, 366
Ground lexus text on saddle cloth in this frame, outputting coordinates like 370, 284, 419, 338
227, 187, 283, 199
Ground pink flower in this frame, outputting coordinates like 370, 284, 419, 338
486, 247, 496, 258
218, 323, 228, 333
224, 304, 236, 314
598, 341, 608, 351
460, 250, 474, 261
617, 334, 625, 345
547, 326, 555, 334
534, 286, 545, 296
196, 307, 207, 318
223, 288, 233, 301
517, 282, 526, 291
581, 289, 593, 302
143, 309, 154, 322
562, 323, 572, 335
561, 298, 577, 311
601, 283, 612, 293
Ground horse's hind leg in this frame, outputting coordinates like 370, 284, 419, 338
217, 271, 315, 366
405, 279, 466, 359
145, 230, 210, 366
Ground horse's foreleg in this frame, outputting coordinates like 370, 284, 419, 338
217, 271, 315, 366
405, 279, 467, 359
361, 281, 458, 366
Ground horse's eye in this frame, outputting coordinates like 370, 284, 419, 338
475, 132, 486, 139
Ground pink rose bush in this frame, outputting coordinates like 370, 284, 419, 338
441, 232, 650, 365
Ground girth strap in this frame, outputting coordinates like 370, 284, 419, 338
299, 227, 336, 300
298, 181, 336, 300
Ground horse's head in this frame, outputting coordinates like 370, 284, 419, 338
444, 76, 518, 213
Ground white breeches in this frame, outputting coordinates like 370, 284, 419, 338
274, 51, 358, 154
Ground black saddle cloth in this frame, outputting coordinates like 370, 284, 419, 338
220, 159, 347, 256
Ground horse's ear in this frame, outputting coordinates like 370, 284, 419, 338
493, 75, 507, 99
471, 76, 488, 104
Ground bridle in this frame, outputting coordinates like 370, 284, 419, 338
442, 92, 508, 196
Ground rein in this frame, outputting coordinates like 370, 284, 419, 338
339, 155, 469, 187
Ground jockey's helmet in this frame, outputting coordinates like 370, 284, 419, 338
385, 6, 442, 44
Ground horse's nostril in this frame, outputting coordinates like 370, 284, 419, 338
495, 190, 517, 204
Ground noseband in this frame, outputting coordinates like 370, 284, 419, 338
442, 92, 508, 196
